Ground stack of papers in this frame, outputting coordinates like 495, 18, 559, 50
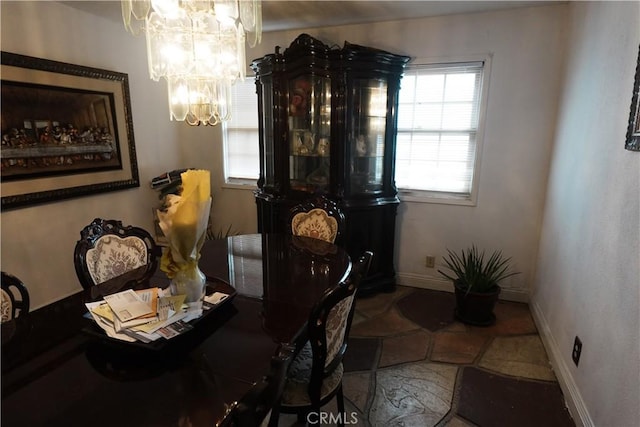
85, 287, 230, 343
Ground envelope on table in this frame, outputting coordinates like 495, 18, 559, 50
103, 289, 153, 322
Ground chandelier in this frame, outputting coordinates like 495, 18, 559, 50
121, 0, 262, 126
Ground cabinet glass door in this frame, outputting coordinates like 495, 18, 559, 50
260, 75, 275, 187
288, 75, 331, 192
350, 78, 387, 194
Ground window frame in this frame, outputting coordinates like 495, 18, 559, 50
396, 54, 491, 206
222, 75, 260, 190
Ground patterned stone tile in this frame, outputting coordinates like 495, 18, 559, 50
274, 287, 572, 427
355, 286, 414, 319
317, 398, 369, 426
457, 367, 574, 427
273, 412, 301, 426
369, 361, 458, 426
343, 371, 372, 413
478, 335, 556, 381
431, 331, 488, 364
351, 310, 368, 326
445, 415, 476, 426
344, 338, 380, 372
441, 321, 470, 333
274, 396, 367, 426
378, 330, 430, 368
350, 307, 421, 338
470, 300, 538, 336
396, 288, 456, 332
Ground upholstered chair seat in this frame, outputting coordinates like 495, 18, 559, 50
281, 341, 345, 408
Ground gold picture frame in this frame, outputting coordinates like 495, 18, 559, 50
1, 52, 139, 210
625, 44, 640, 152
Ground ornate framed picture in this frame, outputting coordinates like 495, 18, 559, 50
1, 52, 139, 210
625, 44, 640, 152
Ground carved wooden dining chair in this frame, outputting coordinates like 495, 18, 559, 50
267, 251, 373, 427
289, 195, 345, 244
74, 218, 161, 290
1, 271, 30, 322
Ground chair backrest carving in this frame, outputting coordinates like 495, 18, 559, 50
74, 218, 160, 290
289, 196, 345, 244
306, 251, 373, 402
1, 272, 30, 322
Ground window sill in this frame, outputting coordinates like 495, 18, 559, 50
398, 189, 477, 206
222, 178, 257, 191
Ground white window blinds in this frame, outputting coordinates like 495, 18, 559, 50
224, 78, 259, 182
396, 62, 484, 196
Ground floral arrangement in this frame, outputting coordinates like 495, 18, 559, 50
157, 169, 211, 304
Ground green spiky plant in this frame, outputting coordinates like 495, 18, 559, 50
438, 245, 519, 294
205, 223, 236, 241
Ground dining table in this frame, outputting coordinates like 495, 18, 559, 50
1, 233, 351, 427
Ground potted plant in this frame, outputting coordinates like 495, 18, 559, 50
438, 245, 519, 326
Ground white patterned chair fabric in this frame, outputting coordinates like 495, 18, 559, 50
74, 218, 160, 290
1, 272, 30, 322
289, 196, 345, 244
269, 251, 373, 426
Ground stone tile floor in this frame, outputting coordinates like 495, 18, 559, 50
275, 286, 576, 427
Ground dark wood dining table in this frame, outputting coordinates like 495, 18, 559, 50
1, 233, 351, 427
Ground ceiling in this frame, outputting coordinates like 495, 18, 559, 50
60, 1, 556, 32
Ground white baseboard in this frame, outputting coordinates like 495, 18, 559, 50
530, 300, 593, 427
396, 272, 529, 303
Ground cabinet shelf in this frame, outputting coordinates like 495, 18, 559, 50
290, 154, 330, 158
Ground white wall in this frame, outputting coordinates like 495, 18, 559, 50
2, 2, 566, 307
247, 4, 568, 301
0, 0, 256, 309
1, 2, 567, 306
3, 0, 636, 423
531, 2, 640, 426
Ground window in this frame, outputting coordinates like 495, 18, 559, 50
223, 77, 259, 185
396, 61, 486, 203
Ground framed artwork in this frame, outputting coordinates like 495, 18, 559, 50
626, 44, 640, 151
1, 52, 139, 210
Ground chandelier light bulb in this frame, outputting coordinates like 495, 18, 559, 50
122, 0, 262, 126
150, 0, 181, 19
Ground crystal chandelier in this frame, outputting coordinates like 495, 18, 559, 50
121, 0, 262, 126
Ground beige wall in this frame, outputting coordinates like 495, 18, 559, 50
1, 2, 568, 309
248, 4, 568, 302
532, 2, 640, 426
2, 0, 637, 424
0, 0, 256, 308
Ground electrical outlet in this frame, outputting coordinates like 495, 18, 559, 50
425, 255, 436, 268
572, 336, 582, 366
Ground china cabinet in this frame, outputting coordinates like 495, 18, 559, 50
251, 34, 410, 294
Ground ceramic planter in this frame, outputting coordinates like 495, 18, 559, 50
454, 280, 501, 326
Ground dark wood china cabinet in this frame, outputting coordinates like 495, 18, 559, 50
251, 34, 410, 294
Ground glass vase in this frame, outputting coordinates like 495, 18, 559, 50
170, 264, 206, 307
